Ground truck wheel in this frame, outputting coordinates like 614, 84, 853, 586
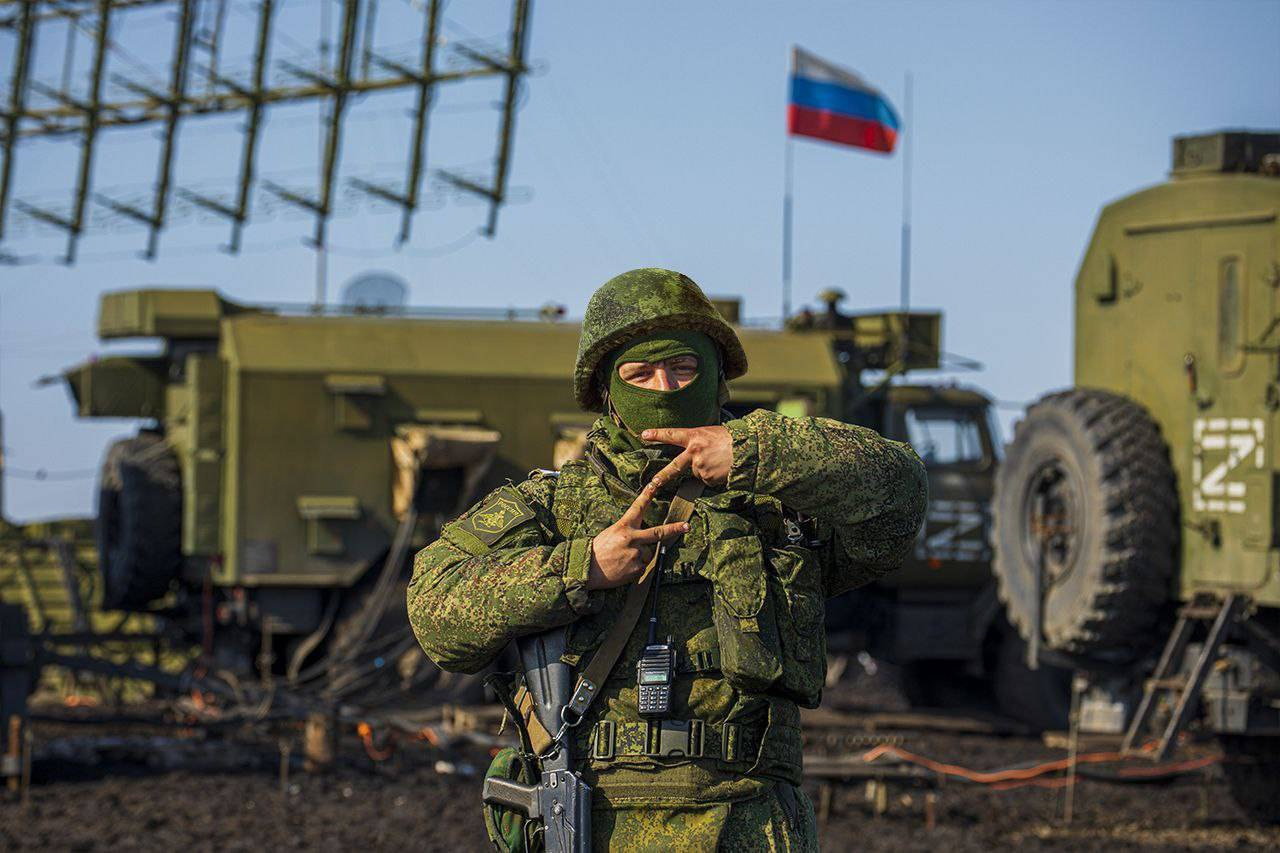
992, 389, 1177, 663
991, 626, 1071, 731
1220, 735, 1280, 824
96, 433, 183, 610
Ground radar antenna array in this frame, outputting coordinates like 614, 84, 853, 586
0, 0, 532, 264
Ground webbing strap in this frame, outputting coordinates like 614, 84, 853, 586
590, 719, 752, 763
561, 478, 704, 727
515, 682, 556, 755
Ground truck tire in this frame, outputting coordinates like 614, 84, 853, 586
96, 433, 183, 611
1219, 735, 1280, 824
992, 389, 1177, 663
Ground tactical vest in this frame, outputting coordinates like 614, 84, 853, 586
544, 457, 827, 806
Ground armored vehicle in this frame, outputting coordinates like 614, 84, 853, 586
52, 286, 1059, 720
992, 130, 1280, 819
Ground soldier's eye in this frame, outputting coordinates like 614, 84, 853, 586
618, 363, 652, 381
671, 357, 699, 376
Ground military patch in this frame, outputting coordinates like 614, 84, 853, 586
457, 486, 536, 546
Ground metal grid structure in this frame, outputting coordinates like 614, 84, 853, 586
0, 0, 531, 264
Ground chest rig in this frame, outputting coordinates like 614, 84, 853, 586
534, 458, 829, 777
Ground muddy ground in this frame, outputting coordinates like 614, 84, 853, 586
3, 669, 1278, 851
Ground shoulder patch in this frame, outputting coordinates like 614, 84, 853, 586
456, 485, 537, 546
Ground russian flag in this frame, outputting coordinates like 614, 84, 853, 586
788, 47, 900, 154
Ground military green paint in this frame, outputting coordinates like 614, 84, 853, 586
97, 288, 257, 340
66, 295, 935, 588
64, 356, 166, 419
62, 286, 980, 652
183, 353, 224, 558
1073, 130, 1280, 605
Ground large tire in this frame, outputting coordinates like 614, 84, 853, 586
96, 433, 183, 611
992, 389, 1177, 663
1219, 736, 1280, 824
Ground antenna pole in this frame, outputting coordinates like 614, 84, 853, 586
899, 71, 913, 312
315, 246, 328, 312
782, 136, 795, 322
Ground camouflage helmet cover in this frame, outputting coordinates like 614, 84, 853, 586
574, 268, 748, 410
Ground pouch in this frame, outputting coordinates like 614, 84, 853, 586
482, 746, 542, 853
709, 535, 783, 692
766, 546, 826, 707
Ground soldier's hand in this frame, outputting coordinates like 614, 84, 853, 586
586, 480, 690, 590
642, 426, 733, 488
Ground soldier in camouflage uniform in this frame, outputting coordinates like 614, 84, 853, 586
408, 268, 928, 851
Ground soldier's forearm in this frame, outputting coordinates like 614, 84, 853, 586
725, 408, 928, 592
726, 409, 925, 519
407, 537, 595, 673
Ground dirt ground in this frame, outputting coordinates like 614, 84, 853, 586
3, 668, 1278, 852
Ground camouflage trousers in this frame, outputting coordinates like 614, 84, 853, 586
591, 783, 819, 852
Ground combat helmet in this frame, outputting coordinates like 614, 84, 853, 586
574, 268, 748, 410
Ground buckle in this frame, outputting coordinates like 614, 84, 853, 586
592, 720, 616, 760
568, 677, 597, 716
681, 649, 720, 674
722, 723, 740, 762
690, 720, 705, 757
644, 719, 705, 759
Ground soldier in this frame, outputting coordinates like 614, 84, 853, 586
408, 268, 928, 850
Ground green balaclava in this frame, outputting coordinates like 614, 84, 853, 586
604, 330, 721, 436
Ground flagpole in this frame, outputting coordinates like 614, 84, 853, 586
899, 70, 913, 313
782, 135, 795, 322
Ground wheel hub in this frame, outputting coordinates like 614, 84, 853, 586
1023, 457, 1081, 586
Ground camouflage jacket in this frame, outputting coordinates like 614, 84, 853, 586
408, 408, 927, 806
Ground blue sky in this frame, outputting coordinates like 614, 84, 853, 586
2, 0, 1278, 520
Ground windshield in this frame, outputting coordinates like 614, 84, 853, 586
904, 406, 989, 466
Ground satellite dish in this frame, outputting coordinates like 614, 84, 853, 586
341, 271, 409, 313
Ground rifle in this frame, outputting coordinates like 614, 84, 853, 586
482, 627, 592, 853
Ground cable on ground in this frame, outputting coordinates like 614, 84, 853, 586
859, 743, 1221, 790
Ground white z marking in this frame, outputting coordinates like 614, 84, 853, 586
915, 499, 989, 562
1192, 417, 1265, 514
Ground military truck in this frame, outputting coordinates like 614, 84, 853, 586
49, 284, 1061, 720
992, 130, 1280, 819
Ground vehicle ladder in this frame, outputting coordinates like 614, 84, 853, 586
1121, 592, 1243, 761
